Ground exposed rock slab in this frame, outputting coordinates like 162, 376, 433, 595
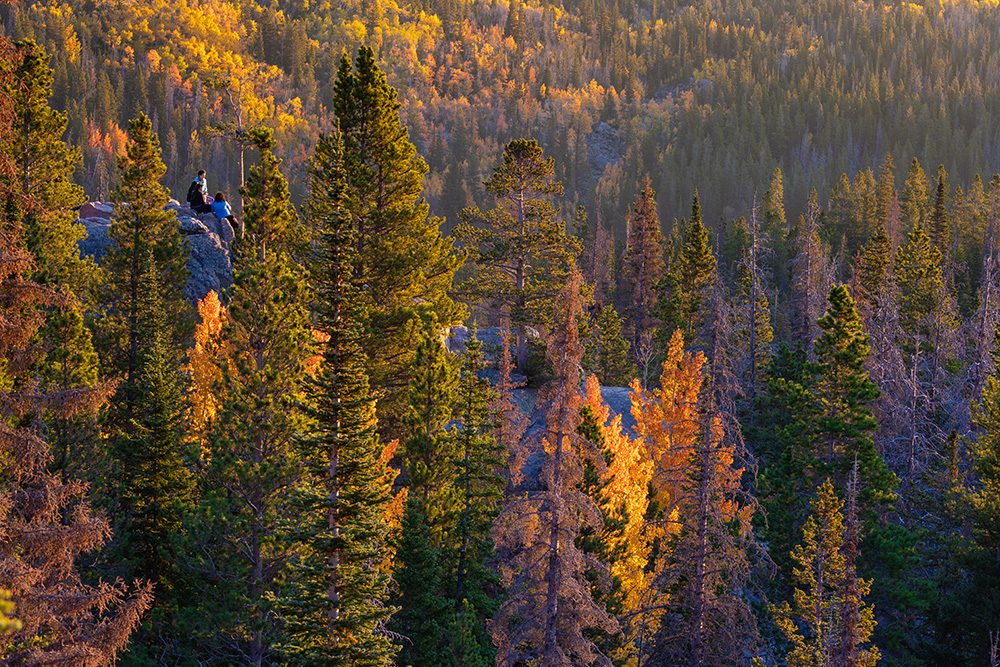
76, 200, 233, 303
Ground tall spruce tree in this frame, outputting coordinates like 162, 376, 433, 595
448, 323, 505, 664
185, 129, 311, 665
392, 318, 461, 666
659, 190, 717, 350
585, 304, 637, 387
772, 477, 880, 667
455, 138, 581, 370
332, 46, 462, 431
874, 154, 897, 236
958, 339, 1000, 663
900, 158, 930, 233
280, 129, 396, 666
893, 223, 957, 402
101, 112, 190, 384
760, 285, 896, 574
113, 257, 193, 589
4, 39, 96, 294
403, 318, 461, 535
931, 165, 950, 255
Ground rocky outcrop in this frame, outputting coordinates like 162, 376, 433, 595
445, 324, 637, 436
76, 200, 234, 303
587, 121, 624, 182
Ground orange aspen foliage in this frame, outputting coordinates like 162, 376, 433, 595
631, 328, 705, 514
378, 438, 408, 569
582, 375, 658, 665
183, 290, 228, 445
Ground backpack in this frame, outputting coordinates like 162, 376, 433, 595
186, 180, 202, 206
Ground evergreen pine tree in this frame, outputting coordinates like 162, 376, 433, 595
393, 502, 451, 667
4, 39, 96, 294
391, 318, 462, 664
280, 129, 396, 667
900, 158, 930, 232
762, 168, 791, 295
659, 191, 718, 350
449, 322, 504, 666
183, 128, 311, 664
403, 318, 461, 538
874, 154, 897, 236
931, 164, 950, 255
585, 304, 637, 387
101, 112, 190, 384
236, 128, 303, 264
958, 340, 1000, 663
760, 286, 896, 575
855, 224, 893, 313
113, 256, 193, 588
455, 138, 581, 370
894, 224, 956, 375
332, 46, 462, 430
772, 477, 879, 667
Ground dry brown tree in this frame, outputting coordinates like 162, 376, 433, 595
491, 269, 620, 667
0, 33, 152, 663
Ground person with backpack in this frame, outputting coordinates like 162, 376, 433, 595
186, 170, 212, 213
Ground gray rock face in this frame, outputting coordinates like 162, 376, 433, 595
77, 199, 233, 303
587, 121, 624, 182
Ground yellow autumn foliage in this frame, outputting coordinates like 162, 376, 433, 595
183, 290, 228, 449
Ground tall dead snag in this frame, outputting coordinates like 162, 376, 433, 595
970, 186, 1000, 398
492, 270, 620, 667
734, 199, 773, 405
790, 190, 833, 353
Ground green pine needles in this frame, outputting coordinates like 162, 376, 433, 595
280, 128, 397, 666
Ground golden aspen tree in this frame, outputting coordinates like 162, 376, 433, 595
632, 329, 706, 514
183, 290, 228, 444
582, 375, 656, 666
631, 328, 760, 665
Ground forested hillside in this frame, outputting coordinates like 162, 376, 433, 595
5, 0, 1000, 665
9, 0, 1000, 231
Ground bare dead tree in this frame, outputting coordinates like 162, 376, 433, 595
968, 187, 1000, 400
790, 192, 833, 355
734, 195, 774, 406
635, 328, 658, 390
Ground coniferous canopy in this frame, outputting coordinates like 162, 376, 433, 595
331, 46, 462, 431
280, 128, 397, 667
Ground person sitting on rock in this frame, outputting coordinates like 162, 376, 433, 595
186, 170, 213, 213
211, 192, 236, 226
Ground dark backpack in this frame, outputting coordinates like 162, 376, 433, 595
186, 180, 203, 206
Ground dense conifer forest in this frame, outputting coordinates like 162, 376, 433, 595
5, 0, 1000, 664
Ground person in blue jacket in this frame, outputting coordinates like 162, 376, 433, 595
212, 192, 236, 227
